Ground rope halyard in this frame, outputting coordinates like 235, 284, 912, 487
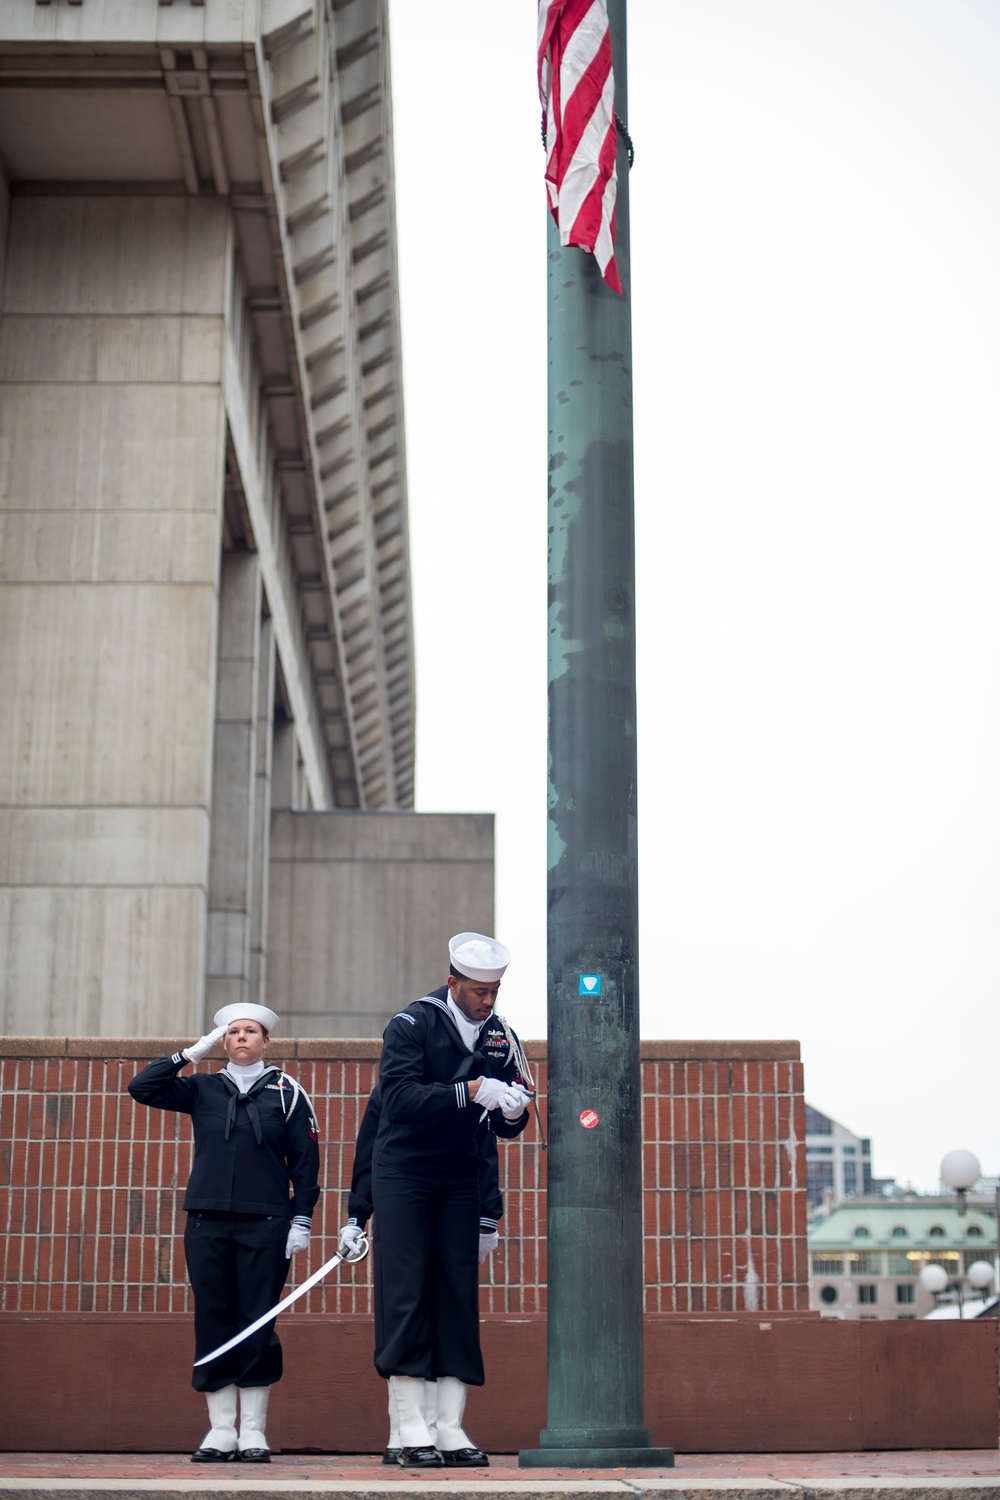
494, 1012, 547, 1151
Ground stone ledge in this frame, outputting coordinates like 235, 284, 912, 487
0, 1038, 800, 1062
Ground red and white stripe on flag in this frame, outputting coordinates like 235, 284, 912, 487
537, 0, 622, 295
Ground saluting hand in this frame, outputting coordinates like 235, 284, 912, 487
183, 1025, 227, 1063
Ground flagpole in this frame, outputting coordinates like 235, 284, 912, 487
520, 0, 673, 1470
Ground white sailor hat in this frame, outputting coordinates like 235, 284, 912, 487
214, 1002, 280, 1034
448, 931, 511, 983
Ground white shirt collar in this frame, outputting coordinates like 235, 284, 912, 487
223, 1059, 266, 1094
446, 996, 484, 1052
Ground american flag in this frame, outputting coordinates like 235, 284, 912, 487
537, 0, 622, 295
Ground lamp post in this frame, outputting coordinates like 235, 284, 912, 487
938, 1149, 1000, 1304
939, 1149, 982, 1217
941, 1146, 995, 1290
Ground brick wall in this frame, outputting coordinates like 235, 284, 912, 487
0, 1038, 808, 1318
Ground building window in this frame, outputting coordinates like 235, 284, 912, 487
843, 1145, 856, 1155
859, 1314, 879, 1321
928, 1225, 946, 1238
812, 1256, 844, 1275
897, 1315, 916, 1321
895, 1284, 915, 1305
858, 1285, 878, 1305
843, 1162, 857, 1195
888, 1253, 917, 1276
819, 1285, 838, 1304
853, 1225, 871, 1238
926, 1252, 960, 1274
964, 1249, 992, 1272
807, 1159, 834, 1207
848, 1253, 882, 1275
890, 1226, 909, 1239
966, 1226, 984, 1238
805, 1105, 833, 1135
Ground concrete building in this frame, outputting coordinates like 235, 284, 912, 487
805, 1103, 874, 1209
808, 1198, 998, 1321
0, 0, 492, 1039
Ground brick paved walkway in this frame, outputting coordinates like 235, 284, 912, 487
0, 1449, 999, 1488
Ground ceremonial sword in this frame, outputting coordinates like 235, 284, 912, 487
193, 1234, 370, 1367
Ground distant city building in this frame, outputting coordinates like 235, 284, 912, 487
805, 1104, 875, 1208
808, 1199, 998, 1320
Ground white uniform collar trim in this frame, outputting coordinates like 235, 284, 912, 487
223, 1059, 267, 1094
446, 995, 484, 1053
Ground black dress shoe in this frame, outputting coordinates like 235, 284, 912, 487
238, 1448, 271, 1464
440, 1447, 489, 1467
191, 1448, 237, 1464
382, 1447, 403, 1465
398, 1446, 444, 1467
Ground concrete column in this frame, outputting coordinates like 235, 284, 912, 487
0, 195, 229, 1037
249, 615, 276, 1006
204, 551, 261, 1024
271, 720, 296, 813
0, 170, 9, 317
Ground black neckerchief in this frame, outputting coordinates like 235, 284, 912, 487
219, 1065, 280, 1144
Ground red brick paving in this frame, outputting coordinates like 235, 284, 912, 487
0, 1450, 998, 1482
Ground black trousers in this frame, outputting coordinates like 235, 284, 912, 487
184, 1211, 291, 1393
372, 1166, 482, 1385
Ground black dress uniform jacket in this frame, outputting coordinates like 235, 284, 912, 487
349, 1083, 503, 1230
129, 1052, 320, 1218
374, 986, 530, 1176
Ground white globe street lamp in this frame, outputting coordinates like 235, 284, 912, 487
938, 1148, 1000, 1309
940, 1149, 982, 1215
919, 1263, 948, 1294
966, 1260, 996, 1295
919, 1260, 960, 1316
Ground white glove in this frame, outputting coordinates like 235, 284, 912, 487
183, 1025, 227, 1063
285, 1222, 311, 1258
338, 1221, 366, 1259
479, 1230, 499, 1264
499, 1083, 531, 1122
472, 1076, 508, 1111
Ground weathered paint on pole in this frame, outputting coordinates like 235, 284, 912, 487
520, 0, 673, 1471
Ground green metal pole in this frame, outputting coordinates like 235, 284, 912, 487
520, 0, 672, 1471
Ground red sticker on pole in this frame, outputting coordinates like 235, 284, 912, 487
580, 1109, 599, 1130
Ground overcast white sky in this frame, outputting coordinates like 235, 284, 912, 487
386, 0, 1000, 1196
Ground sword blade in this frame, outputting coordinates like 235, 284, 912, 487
193, 1251, 345, 1367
